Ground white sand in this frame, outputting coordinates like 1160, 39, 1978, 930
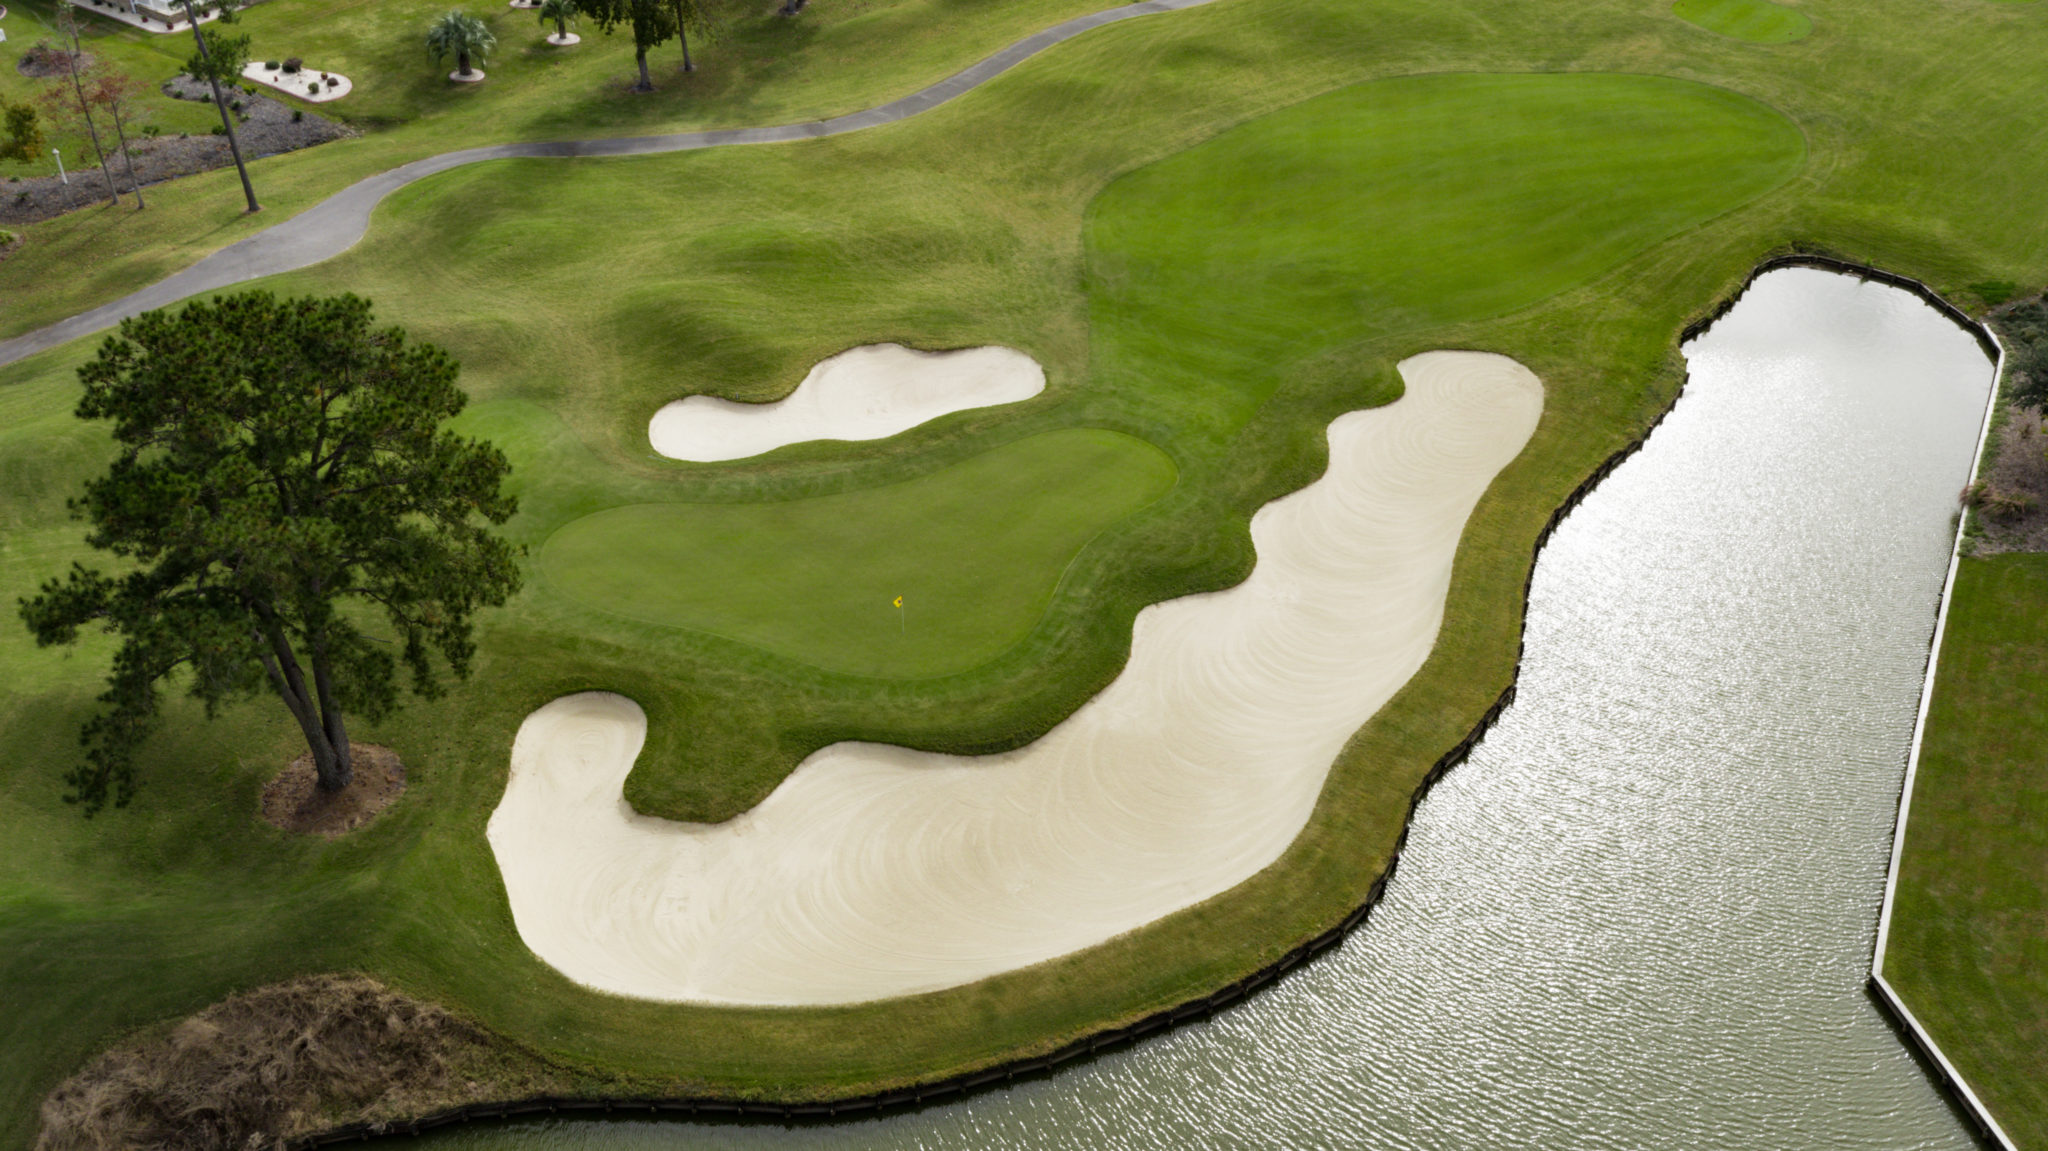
489, 351, 1543, 1005
241, 62, 352, 102
647, 343, 1046, 462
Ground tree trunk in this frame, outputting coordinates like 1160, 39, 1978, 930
107, 101, 144, 209
61, 28, 122, 207
635, 45, 652, 90
306, 630, 354, 792
680, 27, 693, 72
183, 0, 260, 213
458, 49, 472, 76
252, 618, 353, 792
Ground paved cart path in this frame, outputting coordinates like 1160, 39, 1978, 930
0, 0, 1211, 368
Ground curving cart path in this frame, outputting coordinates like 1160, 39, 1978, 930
0, 0, 1213, 370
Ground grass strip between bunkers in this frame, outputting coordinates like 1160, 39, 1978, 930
540, 428, 1177, 678
7, 0, 2048, 1138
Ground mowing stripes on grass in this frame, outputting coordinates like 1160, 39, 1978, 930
538, 429, 1177, 678
1671, 0, 1812, 43
1083, 73, 1806, 444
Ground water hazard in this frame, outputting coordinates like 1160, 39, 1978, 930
420, 267, 1993, 1149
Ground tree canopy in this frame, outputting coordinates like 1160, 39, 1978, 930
538, 0, 578, 38
19, 292, 521, 813
0, 97, 44, 166
426, 11, 497, 77
183, 27, 251, 85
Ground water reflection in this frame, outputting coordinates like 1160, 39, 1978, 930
424, 268, 1991, 1150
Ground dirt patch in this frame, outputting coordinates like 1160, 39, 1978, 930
259, 743, 406, 837
0, 76, 349, 228
1966, 403, 2048, 553
34, 975, 544, 1151
14, 40, 92, 79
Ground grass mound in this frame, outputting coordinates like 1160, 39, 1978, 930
1672, 0, 1812, 44
538, 428, 1177, 679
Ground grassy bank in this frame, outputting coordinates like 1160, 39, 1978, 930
4, 0, 2048, 1144
1887, 553, 2048, 1151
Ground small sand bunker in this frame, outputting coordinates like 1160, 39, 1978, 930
647, 343, 1045, 462
490, 351, 1543, 1004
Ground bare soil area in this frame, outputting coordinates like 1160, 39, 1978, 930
259, 743, 406, 837
0, 76, 348, 227
34, 975, 549, 1151
1967, 403, 2048, 554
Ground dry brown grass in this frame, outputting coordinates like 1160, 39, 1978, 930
36, 975, 522, 1151
1967, 404, 2048, 554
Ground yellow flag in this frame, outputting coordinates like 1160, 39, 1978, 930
893, 596, 904, 608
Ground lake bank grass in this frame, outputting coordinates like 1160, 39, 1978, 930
1887, 553, 2048, 1151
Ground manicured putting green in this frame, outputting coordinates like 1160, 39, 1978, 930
1085, 73, 1806, 438
538, 428, 1177, 679
1672, 0, 1813, 43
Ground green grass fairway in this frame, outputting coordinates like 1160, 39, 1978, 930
540, 429, 1176, 678
1887, 553, 2048, 1151
7, 0, 2048, 1138
1672, 0, 1812, 44
1086, 73, 1804, 441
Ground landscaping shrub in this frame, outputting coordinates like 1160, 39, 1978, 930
264, 59, 278, 69
292, 108, 303, 121
1967, 481, 2038, 522
284, 56, 302, 73
1997, 297, 2048, 409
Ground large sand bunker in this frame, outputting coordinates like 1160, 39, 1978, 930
648, 344, 1046, 462
490, 351, 1543, 1004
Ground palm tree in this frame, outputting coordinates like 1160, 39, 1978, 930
538, 0, 578, 42
426, 11, 496, 79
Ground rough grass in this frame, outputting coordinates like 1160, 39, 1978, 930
0, 0, 1114, 335
4, 0, 2048, 1143
1671, 0, 1812, 44
1886, 554, 2048, 1151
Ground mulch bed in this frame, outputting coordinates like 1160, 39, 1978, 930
13, 40, 92, 79
259, 742, 407, 837
1967, 403, 2048, 554
0, 75, 350, 227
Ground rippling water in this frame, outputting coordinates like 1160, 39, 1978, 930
420, 268, 1992, 1150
